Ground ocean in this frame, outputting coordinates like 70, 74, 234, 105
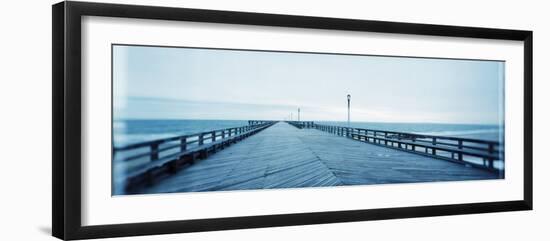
113, 119, 503, 147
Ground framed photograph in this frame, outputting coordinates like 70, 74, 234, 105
52, 1, 533, 240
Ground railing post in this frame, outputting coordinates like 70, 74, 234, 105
221, 130, 225, 139
458, 140, 463, 161
397, 134, 404, 150
150, 142, 159, 161
199, 133, 204, 145
432, 137, 437, 155
384, 132, 388, 145
180, 137, 187, 152
212, 131, 216, 142
488, 143, 494, 168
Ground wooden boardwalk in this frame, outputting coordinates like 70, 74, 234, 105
137, 122, 498, 194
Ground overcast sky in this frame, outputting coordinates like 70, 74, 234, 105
113, 45, 504, 124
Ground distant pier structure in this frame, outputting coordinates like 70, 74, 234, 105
113, 120, 504, 195
248, 120, 276, 125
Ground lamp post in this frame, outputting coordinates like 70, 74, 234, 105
298, 108, 300, 121
347, 94, 351, 127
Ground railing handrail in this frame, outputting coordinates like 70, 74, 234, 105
311, 123, 502, 146
114, 122, 275, 151
113, 122, 277, 164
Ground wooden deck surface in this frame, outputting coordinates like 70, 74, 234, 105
137, 122, 498, 194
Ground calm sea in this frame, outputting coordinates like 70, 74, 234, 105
113, 119, 503, 147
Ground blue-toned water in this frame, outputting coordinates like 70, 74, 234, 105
113, 119, 503, 147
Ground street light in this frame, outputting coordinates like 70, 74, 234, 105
347, 94, 351, 127
298, 108, 300, 121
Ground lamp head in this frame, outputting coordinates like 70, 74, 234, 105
347, 94, 351, 100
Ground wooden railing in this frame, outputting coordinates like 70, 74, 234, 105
113, 121, 277, 194
289, 121, 504, 175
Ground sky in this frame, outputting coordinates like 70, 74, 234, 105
113, 45, 505, 125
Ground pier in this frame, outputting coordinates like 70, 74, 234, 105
113, 121, 503, 195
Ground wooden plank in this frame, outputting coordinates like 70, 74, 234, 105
135, 122, 498, 195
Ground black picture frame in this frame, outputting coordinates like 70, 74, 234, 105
52, 1, 533, 240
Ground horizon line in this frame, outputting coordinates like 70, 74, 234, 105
113, 117, 503, 126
